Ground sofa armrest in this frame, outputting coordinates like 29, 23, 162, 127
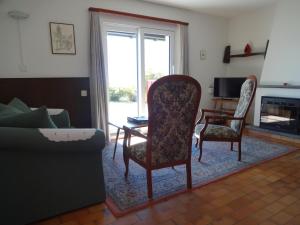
0, 127, 105, 152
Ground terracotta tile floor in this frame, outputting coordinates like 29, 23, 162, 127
33, 137, 300, 225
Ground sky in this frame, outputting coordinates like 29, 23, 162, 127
107, 33, 170, 90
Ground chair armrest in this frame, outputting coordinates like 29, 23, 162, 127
202, 109, 234, 115
196, 108, 234, 124
205, 115, 244, 121
123, 126, 147, 139
123, 126, 147, 147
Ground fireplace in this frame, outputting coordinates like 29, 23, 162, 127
260, 96, 300, 135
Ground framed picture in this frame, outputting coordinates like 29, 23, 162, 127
49, 22, 76, 55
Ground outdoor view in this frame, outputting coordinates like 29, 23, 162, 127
106, 30, 171, 128
107, 31, 138, 125
143, 33, 170, 111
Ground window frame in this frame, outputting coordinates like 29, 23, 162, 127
101, 15, 176, 116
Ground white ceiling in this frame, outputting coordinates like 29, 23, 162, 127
140, 0, 280, 18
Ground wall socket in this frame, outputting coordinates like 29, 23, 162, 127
81, 90, 88, 97
200, 49, 207, 60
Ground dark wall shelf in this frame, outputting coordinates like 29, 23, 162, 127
259, 85, 300, 89
223, 40, 269, 64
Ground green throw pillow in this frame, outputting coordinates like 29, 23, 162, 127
8, 97, 31, 113
0, 106, 57, 128
50, 110, 71, 128
0, 103, 23, 118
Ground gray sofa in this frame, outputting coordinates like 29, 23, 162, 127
0, 127, 106, 225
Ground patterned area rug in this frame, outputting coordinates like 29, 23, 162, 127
102, 137, 296, 216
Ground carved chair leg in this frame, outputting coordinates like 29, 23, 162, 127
123, 150, 129, 178
186, 162, 192, 189
230, 142, 234, 151
238, 141, 241, 161
113, 128, 120, 160
147, 169, 153, 199
198, 140, 203, 162
195, 138, 199, 147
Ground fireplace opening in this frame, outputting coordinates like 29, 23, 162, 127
260, 96, 300, 135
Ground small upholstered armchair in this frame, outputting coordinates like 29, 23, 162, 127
123, 75, 201, 199
194, 75, 257, 162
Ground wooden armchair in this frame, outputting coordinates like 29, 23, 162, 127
194, 75, 257, 161
123, 75, 201, 198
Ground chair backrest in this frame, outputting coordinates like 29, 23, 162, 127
147, 75, 201, 168
230, 75, 257, 133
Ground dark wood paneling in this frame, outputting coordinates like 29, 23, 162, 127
0, 77, 91, 128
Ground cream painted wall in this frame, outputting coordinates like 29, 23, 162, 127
225, 5, 275, 81
254, 0, 300, 126
0, 0, 228, 108
224, 5, 276, 124
260, 0, 300, 85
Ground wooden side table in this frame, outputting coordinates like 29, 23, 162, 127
108, 120, 147, 159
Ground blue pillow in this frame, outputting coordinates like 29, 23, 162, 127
0, 103, 23, 118
8, 97, 31, 113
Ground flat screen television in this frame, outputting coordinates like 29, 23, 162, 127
213, 77, 246, 98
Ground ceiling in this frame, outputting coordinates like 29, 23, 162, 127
140, 0, 280, 18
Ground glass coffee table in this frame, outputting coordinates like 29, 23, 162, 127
108, 120, 148, 159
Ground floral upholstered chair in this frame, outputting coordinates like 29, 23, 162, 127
123, 75, 201, 199
194, 75, 257, 162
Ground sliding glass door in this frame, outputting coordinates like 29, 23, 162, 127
103, 25, 174, 124
105, 29, 138, 123
139, 28, 174, 115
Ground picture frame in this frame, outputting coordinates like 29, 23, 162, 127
49, 22, 76, 55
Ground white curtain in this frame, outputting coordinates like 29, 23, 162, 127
177, 24, 189, 75
90, 11, 109, 142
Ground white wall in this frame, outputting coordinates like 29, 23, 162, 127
253, 0, 300, 127
224, 5, 275, 124
260, 0, 300, 85
0, 0, 228, 108
225, 5, 275, 81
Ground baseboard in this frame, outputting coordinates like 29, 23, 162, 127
244, 126, 300, 147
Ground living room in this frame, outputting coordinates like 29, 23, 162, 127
0, 0, 299, 224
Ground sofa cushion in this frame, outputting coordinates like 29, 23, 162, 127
50, 110, 71, 128
0, 103, 23, 118
0, 106, 57, 128
8, 97, 31, 112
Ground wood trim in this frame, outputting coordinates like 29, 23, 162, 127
88, 7, 189, 26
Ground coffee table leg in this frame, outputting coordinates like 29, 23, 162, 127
113, 128, 120, 160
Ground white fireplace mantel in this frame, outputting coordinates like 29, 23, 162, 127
253, 87, 300, 126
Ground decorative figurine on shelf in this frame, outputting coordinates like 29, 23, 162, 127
244, 43, 252, 56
